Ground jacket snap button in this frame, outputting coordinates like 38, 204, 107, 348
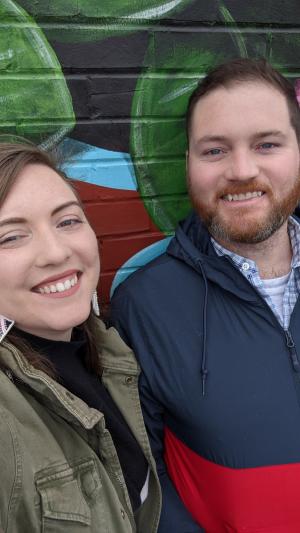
125, 376, 134, 385
121, 509, 125, 519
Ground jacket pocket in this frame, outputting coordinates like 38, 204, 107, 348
36, 459, 100, 532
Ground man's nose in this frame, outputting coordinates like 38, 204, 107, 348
35, 231, 72, 267
225, 149, 259, 181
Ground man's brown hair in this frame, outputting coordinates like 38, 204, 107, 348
186, 58, 300, 143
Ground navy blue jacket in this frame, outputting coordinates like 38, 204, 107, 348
110, 211, 300, 533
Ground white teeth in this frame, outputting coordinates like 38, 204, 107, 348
37, 274, 79, 295
64, 279, 71, 290
223, 191, 263, 201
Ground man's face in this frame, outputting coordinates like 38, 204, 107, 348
187, 82, 300, 245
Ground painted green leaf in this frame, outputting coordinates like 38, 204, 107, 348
17, 0, 193, 42
0, 0, 75, 148
130, 33, 238, 233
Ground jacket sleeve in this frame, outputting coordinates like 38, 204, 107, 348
110, 291, 204, 533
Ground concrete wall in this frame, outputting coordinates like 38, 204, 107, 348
2, 0, 300, 303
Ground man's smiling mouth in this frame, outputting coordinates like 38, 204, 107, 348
222, 191, 264, 202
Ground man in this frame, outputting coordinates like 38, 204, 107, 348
110, 58, 300, 532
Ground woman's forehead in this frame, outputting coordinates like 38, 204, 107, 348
0, 163, 78, 217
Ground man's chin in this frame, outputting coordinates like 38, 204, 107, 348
207, 214, 286, 245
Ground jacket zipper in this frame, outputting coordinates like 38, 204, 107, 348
224, 256, 300, 373
285, 329, 300, 372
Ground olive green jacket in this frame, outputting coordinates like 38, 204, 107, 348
0, 321, 161, 533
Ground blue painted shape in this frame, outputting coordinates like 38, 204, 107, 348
59, 137, 137, 190
110, 236, 173, 297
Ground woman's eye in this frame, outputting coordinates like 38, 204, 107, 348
58, 218, 83, 228
0, 234, 27, 247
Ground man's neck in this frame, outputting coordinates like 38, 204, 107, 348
215, 222, 293, 279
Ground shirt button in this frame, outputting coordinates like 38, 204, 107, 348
242, 262, 250, 271
121, 509, 125, 519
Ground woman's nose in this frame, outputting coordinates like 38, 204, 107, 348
35, 232, 72, 267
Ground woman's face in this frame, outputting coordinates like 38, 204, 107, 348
0, 163, 100, 341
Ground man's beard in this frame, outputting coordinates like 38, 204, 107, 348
188, 176, 300, 245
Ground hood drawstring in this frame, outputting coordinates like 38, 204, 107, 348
196, 259, 208, 397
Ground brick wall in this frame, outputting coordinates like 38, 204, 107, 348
2, 0, 300, 304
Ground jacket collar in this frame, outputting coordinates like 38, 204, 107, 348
0, 320, 139, 430
167, 211, 265, 304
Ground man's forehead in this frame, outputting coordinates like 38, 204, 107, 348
198, 81, 286, 108
190, 82, 292, 136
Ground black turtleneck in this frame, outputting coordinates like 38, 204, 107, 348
14, 328, 148, 512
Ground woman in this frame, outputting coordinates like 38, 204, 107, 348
0, 142, 161, 532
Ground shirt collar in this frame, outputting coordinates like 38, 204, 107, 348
211, 216, 300, 273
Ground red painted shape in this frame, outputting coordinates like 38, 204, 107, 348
164, 427, 300, 533
100, 233, 164, 271
85, 200, 151, 235
75, 180, 138, 202
74, 180, 164, 302
98, 272, 115, 305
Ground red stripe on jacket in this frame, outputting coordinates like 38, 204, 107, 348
164, 426, 300, 532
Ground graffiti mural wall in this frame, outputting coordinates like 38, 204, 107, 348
1, 0, 300, 302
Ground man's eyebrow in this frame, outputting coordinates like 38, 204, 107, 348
196, 131, 285, 145
0, 201, 82, 228
252, 130, 285, 140
195, 135, 228, 145
196, 130, 286, 145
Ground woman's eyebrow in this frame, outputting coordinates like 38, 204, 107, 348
0, 217, 26, 228
0, 201, 82, 228
51, 201, 82, 216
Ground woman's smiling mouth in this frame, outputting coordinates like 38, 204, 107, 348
32, 271, 81, 297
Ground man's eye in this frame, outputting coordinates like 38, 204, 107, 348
257, 142, 278, 150
205, 148, 223, 156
